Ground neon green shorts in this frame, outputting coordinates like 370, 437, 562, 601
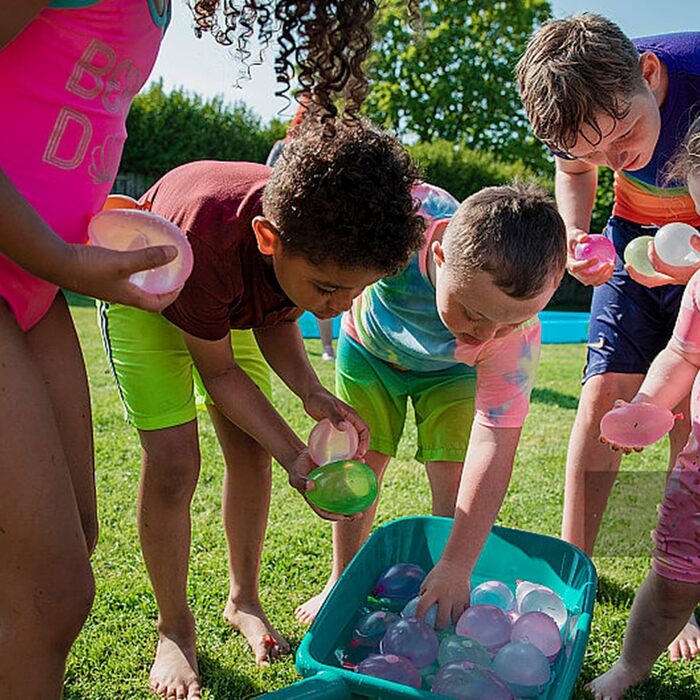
98, 302, 271, 431
336, 333, 476, 463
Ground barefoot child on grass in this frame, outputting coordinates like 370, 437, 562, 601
99, 116, 425, 697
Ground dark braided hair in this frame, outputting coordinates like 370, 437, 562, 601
187, 1, 387, 120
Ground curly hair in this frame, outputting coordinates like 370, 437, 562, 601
187, 0, 414, 120
262, 115, 425, 275
516, 13, 645, 156
665, 115, 700, 185
442, 183, 567, 299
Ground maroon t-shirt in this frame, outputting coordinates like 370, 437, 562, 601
141, 161, 301, 340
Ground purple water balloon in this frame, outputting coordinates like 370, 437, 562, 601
470, 581, 515, 611
372, 563, 426, 600
352, 610, 399, 649
492, 641, 551, 697
380, 617, 439, 668
511, 611, 562, 662
574, 234, 616, 272
431, 661, 514, 700
455, 605, 512, 655
357, 653, 421, 688
438, 634, 491, 668
402, 596, 438, 629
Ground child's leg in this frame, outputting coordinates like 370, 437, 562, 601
295, 450, 392, 624
138, 421, 202, 699
318, 318, 335, 360
206, 404, 290, 664
425, 461, 463, 516
0, 299, 95, 698
28, 292, 97, 552
587, 571, 700, 700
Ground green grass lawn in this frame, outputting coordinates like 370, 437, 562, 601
64, 305, 700, 699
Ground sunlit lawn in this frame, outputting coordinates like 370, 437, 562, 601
64, 304, 700, 699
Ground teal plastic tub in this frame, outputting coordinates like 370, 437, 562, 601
261, 516, 596, 699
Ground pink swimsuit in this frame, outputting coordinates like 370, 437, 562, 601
0, 0, 169, 331
652, 271, 700, 583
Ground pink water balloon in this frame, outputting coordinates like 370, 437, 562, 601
380, 617, 439, 668
357, 653, 421, 688
308, 418, 359, 466
89, 209, 193, 295
599, 401, 678, 449
511, 611, 562, 662
492, 641, 551, 697
431, 661, 514, 700
574, 234, 616, 272
455, 604, 512, 655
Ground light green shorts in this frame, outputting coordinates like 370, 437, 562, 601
98, 302, 271, 431
336, 333, 476, 463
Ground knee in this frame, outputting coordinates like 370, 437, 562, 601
143, 448, 200, 502
15, 562, 95, 652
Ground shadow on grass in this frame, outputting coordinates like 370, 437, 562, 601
531, 386, 579, 411
198, 649, 264, 699
594, 574, 637, 608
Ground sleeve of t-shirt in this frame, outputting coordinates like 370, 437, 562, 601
162, 235, 235, 341
672, 271, 700, 355
472, 319, 542, 429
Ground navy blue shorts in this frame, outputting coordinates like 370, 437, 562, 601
583, 216, 685, 383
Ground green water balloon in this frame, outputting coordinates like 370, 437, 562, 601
623, 235, 656, 276
306, 460, 378, 515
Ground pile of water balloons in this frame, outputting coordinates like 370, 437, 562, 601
623, 222, 700, 276
305, 420, 378, 515
335, 563, 571, 698
89, 199, 194, 295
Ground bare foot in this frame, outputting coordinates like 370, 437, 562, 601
668, 612, 700, 661
150, 631, 201, 700
294, 579, 336, 625
223, 599, 290, 665
586, 659, 647, 700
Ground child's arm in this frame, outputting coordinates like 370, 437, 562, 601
417, 423, 521, 628
555, 156, 614, 286
635, 341, 700, 410
0, 169, 179, 311
254, 321, 369, 456
183, 330, 350, 521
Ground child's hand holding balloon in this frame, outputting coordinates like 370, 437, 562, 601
599, 399, 681, 454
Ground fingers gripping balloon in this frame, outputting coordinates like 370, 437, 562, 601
654, 222, 700, 267
573, 234, 616, 272
599, 401, 680, 449
623, 235, 656, 276
89, 209, 194, 295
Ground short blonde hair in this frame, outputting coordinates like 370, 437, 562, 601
442, 183, 567, 299
516, 13, 645, 156
665, 115, 700, 184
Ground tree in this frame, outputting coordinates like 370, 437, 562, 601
121, 80, 286, 181
364, 0, 552, 170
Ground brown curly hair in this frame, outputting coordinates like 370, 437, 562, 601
188, 0, 412, 120
262, 115, 425, 275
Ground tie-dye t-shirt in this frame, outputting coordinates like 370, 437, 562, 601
342, 183, 541, 429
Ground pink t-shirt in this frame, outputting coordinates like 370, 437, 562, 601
0, 0, 169, 330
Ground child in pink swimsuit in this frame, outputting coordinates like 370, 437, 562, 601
589, 115, 700, 699
0, 2, 385, 697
